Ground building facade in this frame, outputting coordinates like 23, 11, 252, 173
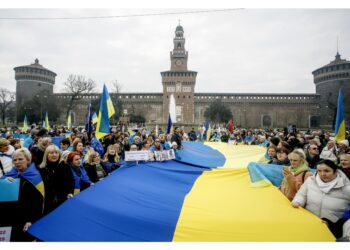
14, 24, 349, 130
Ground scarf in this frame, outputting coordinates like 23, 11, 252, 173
4, 162, 45, 198
70, 165, 90, 194
316, 173, 339, 193
282, 163, 309, 189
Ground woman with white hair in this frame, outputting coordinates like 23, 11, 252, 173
1, 148, 44, 241
280, 148, 313, 201
320, 140, 338, 162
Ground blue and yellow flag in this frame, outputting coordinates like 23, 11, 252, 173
4, 162, 45, 198
28, 142, 334, 242
44, 112, 50, 129
95, 84, 115, 139
67, 111, 72, 130
23, 115, 28, 132
334, 88, 346, 142
92, 112, 98, 124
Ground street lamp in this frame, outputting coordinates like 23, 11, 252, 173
36, 94, 47, 124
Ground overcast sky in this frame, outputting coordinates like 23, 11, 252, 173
1, 8, 350, 95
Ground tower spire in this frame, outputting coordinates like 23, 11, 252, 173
335, 36, 341, 61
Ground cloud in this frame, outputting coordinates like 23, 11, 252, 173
1, 9, 349, 94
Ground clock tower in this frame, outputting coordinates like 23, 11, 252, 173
161, 23, 197, 124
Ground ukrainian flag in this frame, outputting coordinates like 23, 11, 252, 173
206, 122, 212, 141
44, 112, 50, 129
95, 84, 115, 139
28, 142, 334, 242
23, 115, 28, 132
334, 88, 346, 142
67, 111, 72, 130
92, 112, 98, 124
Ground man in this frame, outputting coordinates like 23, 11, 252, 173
0, 138, 15, 177
306, 144, 321, 169
150, 138, 163, 153
188, 128, 197, 141
171, 127, 182, 149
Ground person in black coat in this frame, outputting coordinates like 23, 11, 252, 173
37, 145, 62, 215
1, 148, 44, 241
55, 152, 93, 205
84, 152, 107, 183
171, 127, 182, 149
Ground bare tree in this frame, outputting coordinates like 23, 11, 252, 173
112, 80, 123, 93
63, 74, 96, 116
0, 88, 15, 125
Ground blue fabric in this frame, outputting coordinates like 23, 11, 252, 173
91, 137, 104, 156
247, 162, 284, 187
0, 178, 20, 202
28, 160, 208, 242
3, 162, 44, 197
13, 134, 30, 139
51, 137, 65, 148
23, 137, 33, 149
175, 142, 226, 168
70, 165, 91, 190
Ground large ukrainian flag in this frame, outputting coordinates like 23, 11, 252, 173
334, 88, 346, 142
28, 142, 334, 242
95, 84, 115, 139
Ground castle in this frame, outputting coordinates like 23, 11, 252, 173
14, 24, 350, 130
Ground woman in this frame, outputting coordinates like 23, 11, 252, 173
30, 137, 52, 167
320, 140, 338, 162
55, 151, 93, 206
339, 154, 350, 179
38, 145, 62, 214
258, 145, 277, 163
2, 148, 44, 241
270, 147, 291, 166
72, 138, 85, 158
84, 152, 106, 183
280, 149, 313, 201
102, 144, 121, 174
292, 159, 350, 239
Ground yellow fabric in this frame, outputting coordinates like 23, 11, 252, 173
74, 189, 80, 195
35, 181, 45, 198
204, 142, 266, 169
172, 142, 335, 242
173, 168, 334, 241
335, 120, 346, 142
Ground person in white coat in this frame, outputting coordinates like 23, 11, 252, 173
0, 138, 15, 177
292, 159, 350, 239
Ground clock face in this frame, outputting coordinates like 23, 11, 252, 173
176, 59, 182, 66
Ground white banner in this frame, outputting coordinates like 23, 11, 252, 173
0, 226, 12, 242
124, 151, 150, 161
154, 150, 176, 161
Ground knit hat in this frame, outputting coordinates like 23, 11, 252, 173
338, 140, 349, 147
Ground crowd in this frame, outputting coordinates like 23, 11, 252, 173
0, 124, 349, 241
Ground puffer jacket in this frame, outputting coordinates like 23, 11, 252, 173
292, 170, 350, 223
0, 144, 15, 177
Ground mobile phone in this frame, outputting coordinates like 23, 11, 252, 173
283, 166, 290, 172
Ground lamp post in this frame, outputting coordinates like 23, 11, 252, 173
36, 94, 47, 125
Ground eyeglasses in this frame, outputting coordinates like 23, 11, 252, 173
310, 147, 318, 150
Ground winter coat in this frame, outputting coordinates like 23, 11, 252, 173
0, 145, 14, 177
292, 170, 350, 223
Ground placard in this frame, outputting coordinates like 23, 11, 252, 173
0, 227, 12, 242
125, 151, 150, 161
154, 149, 176, 161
